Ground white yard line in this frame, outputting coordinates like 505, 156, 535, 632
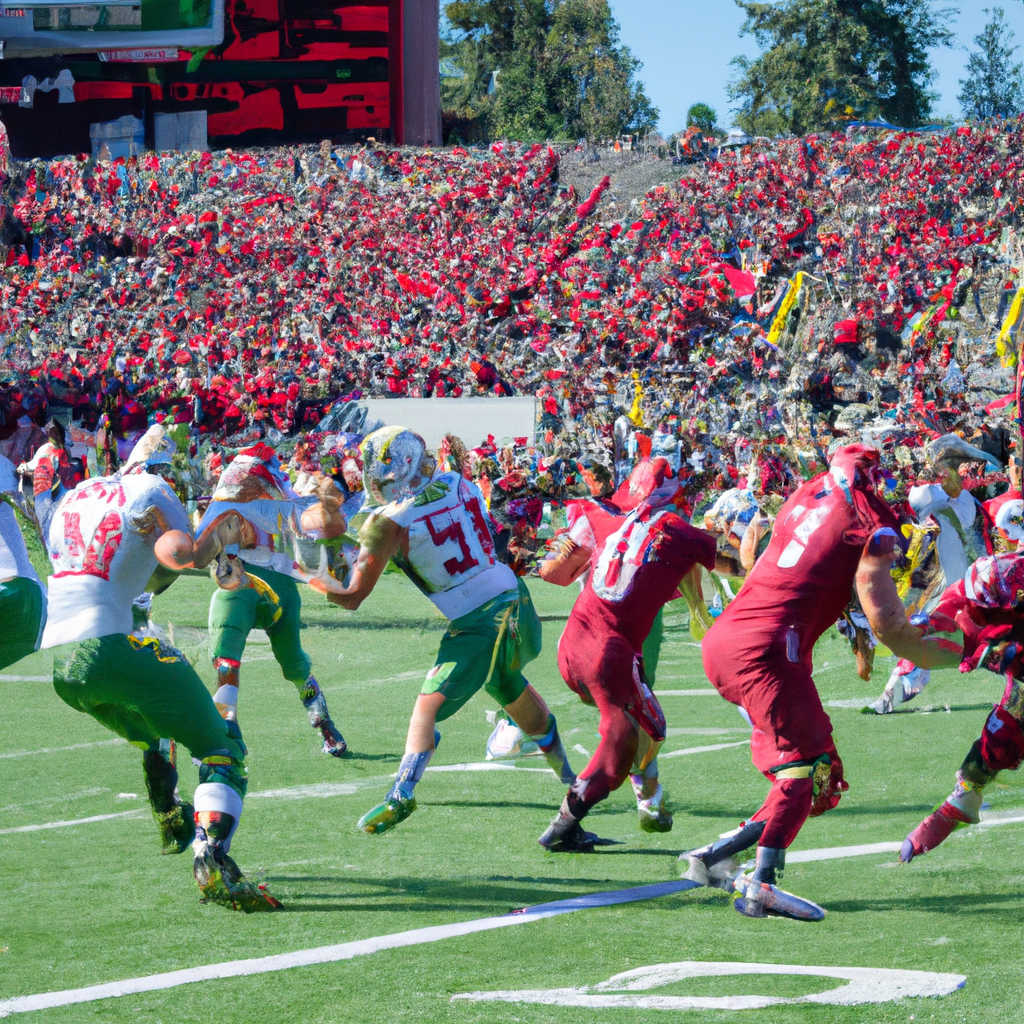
0, 675, 50, 683
0, 830, 976, 1015
0, 879, 701, 1017
786, 842, 903, 863
426, 762, 554, 774
660, 740, 749, 759
0, 738, 126, 760
0, 810, 146, 836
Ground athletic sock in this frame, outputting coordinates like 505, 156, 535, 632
390, 749, 434, 801
528, 714, 576, 785
751, 846, 785, 885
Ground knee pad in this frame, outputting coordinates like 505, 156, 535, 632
772, 753, 846, 817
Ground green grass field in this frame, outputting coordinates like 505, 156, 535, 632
1, 573, 1021, 1022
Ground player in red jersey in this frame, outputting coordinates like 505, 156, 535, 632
536, 459, 717, 851
685, 445, 962, 920
901, 543, 1024, 861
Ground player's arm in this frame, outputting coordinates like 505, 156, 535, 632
180, 508, 259, 571
538, 532, 592, 586
739, 518, 767, 570
315, 512, 404, 609
854, 530, 962, 670
538, 505, 594, 586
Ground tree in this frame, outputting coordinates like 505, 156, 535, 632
686, 102, 719, 134
728, 0, 956, 137
958, 7, 1024, 120
441, 0, 658, 142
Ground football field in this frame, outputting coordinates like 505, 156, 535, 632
0, 573, 1019, 1022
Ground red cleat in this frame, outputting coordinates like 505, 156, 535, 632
900, 802, 972, 862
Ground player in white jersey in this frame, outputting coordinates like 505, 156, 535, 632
42, 425, 280, 911
0, 455, 47, 671
311, 427, 575, 834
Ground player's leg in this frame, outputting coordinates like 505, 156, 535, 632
539, 638, 650, 850
53, 634, 280, 911
867, 658, 931, 714
358, 691, 446, 834
255, 567, 346, 757
902, 692, 1024, 861
487, 583, 574, 784
0, 576, 45, 672
207, 584, 259, 722
631, 610, 665, 809
693, 641, 830, 920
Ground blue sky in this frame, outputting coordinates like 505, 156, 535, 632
608, 1, 1024, 134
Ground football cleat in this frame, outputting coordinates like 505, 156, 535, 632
302, 678, 347, 757
358, 795, 417, 834
538, 820, 600, 853
193, 837, 282, 912
485, 715, 539, 761
866, 663, 930, 715
681, 853, 740, 891
733, 878, 826, 921
900, 801, 972, 862
318, 718, 348, 758
637, 784, 673, 833
153, 801, 195, 855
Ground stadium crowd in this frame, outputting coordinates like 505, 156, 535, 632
6, 114, 1024, 919
0, 118, 1020, 463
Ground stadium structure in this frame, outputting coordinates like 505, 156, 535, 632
0, 0, 441, 156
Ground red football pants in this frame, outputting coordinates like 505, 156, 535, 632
702, 627, 838, 848
557, 617, 642, 819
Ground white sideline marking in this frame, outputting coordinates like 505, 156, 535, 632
786, 842, 902, 864
657, 689, 719, 696
661, 740, 749, 759
0, 675, 50, 682
425, 763, 553, 775
248, 783, 365, 799
0, 738, 126, 760
0, 810, 146, 835
0, 879, 702, 1017
827, 698, 876, 708
452, 961, 967, 1010
978, 811, 1024, 828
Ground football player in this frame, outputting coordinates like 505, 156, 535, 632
537, 458, 716, 849
41, 426, 280, 911
312, 426, 576, 835
685, 445, 961, 920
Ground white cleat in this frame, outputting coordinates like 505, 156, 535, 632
732, 876, 825, 921
485, 716, 538, 761
867, 664, 930, 714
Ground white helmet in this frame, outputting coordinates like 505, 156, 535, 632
361, 426, 436, 507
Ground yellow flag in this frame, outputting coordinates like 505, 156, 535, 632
628, 372, 644, 427
767, 272, 803, 346
996, 286, 1024, 368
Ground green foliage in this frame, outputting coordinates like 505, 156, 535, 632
958, 7, 1024, 120
729, 0, 956, 136
441, 0, 659, 142
686, 102, 719, 134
